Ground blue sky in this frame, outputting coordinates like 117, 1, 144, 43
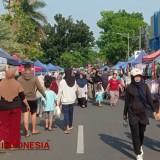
0, 0, 159, 39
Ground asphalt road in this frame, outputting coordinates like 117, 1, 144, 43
0, 99, 160, 160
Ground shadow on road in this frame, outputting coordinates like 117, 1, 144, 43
99, 134, 135, 159
102, 101, 110, 106
125, 132, 160, 152
54, 118, 64, 130
37, 119, 64, 131
157, 124, 160, 128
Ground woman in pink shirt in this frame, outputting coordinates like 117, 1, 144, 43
104, 70, 123, 107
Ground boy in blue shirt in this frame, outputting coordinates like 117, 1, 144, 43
42, 80, 57, 131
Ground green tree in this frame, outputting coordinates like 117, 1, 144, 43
0, 17, 26, 57
0, 18, 11, 41
41, 14, 95, 66
97, 10, 147, 64
3, 0, 47, 25
60, 51, 85, 68
1, 0, 47, 59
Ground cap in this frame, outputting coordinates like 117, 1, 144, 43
131, 68, 142, 76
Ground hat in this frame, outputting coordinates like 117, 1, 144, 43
131, 68, 142, 76
113, 70, 118, 75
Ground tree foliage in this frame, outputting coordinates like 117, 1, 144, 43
0, 17, 26, 57
97, 10, 147, 64
41, 14, 95, 66
1, 0, 47, 58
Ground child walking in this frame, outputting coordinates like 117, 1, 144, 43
42, 79, 57, 131
96, 84, 104, 107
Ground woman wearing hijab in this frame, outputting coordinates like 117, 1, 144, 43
0, 68, 30, 152
57, 68, 77, 134
77, 72, 88, 108
123, 68, 157, 160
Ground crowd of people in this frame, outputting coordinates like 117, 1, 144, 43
0, 64, 160, 160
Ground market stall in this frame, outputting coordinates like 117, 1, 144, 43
47, 63, 60, 71
112, 61, 127, 70
131, 50, 147, 67
142, 49, 160, 62
34, 60, 48, 72
0, 48, 19, 66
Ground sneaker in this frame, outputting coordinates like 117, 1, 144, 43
137, 154, 143, 160
140, 146, 144, 155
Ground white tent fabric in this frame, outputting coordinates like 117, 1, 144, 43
0, 57, 7, 66
0, 57, 7, 79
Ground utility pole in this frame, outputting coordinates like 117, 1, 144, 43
139, 27, 141, 50
128, 33, 129, 60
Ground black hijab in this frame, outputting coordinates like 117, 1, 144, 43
131, 75, 147, 108
64, 68, 75, 87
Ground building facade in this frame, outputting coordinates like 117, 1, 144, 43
149, 11, 160, 51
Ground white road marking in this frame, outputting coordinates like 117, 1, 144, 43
77, 125, 84, 154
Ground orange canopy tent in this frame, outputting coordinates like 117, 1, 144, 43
142, 49, 160, 62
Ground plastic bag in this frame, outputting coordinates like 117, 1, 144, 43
54, 106, 61, 118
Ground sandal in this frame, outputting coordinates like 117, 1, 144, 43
48, 128, 53, 131
24, 131, 30, 138
32, 130, 41, 135
68, 126, 73, 131
25, 134, 30, 138
64, 130, 70, 134
44, 127, 48, 131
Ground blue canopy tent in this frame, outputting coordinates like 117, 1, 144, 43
121, 56, 135, 69
0, 48, 19, 66
112, 62, 127, 70
24, 60, 34, 65
34, 60, 48, 72
131, 50, 147, 67
56, 65, 61, 70
47, 63, 60, 71
12, 55, 34, 65
99, 64, 109, 71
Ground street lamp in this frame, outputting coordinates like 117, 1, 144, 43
112, 32, 130, 60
